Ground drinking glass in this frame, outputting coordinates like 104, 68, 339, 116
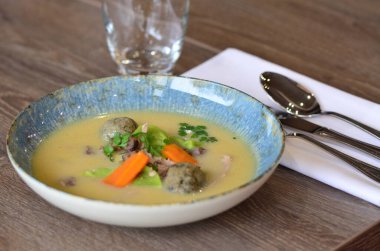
101, 0, 190, 74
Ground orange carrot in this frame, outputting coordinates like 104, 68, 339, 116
162, 144, 198, 165
103, 151, 149, 187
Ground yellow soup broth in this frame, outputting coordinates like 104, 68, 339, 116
32, 112, 256, 205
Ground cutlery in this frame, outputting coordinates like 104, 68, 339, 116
279, 116, 380, 159
260, 71, 380, 140
286, 132, 380, 183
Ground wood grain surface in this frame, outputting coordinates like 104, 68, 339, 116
0, 0, 379, 250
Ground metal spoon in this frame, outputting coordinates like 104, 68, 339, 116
260, 71, 380, 140
286, 132, 380, 183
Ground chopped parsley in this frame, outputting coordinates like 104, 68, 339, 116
132, 126, 167, 157
112, 132, 130, 147
103, 132, 131, 161
178, 123, 218, 143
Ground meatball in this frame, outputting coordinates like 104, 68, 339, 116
101, 117, 138, 141
163, 163, 205, 194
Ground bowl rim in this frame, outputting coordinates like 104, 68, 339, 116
6, 74, 285, 208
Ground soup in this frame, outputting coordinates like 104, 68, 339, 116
32, 111, 256, 205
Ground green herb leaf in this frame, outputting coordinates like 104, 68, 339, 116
178, 130, 187, 136
132, 125, 169, 157
151, 164, 158, 172
112, 132, 130, 148
149, 145, 164, 157
178, 122, 217, 144
112, 132, 121, 146
208, 137, 218, 142
163, 138, 171, 145
119, 133, 130, 147
199, 136, 208, 142
195, 125, 207, 130
190, 134, 198, 139
139, 133, 149, 149
196, 130, 208, 136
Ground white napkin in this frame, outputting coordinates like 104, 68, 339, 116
183, 48, 380, 207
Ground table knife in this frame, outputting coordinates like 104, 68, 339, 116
279, 116, 380, 159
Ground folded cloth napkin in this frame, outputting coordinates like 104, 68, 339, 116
183, 48, 380, 206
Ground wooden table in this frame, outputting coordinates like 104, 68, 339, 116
1, 0, 379, 250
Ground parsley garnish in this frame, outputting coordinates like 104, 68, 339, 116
178, 123, 218, 143
103, 132, 131, 161
132, 131, 164, 157
113, 132, 130, 147
151, 164, 159, 172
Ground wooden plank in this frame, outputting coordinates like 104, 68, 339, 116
187, 0, 380, 103
335, 221, 380, 250
0, 0, 379, 250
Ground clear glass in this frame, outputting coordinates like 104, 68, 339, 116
101, 0, 190, 74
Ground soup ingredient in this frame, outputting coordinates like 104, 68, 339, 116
85, 146, 96, 155
178, 123, 218, 143
103, 151, 149, 187
163, 163, 205, 193
59, 177, 76, 187
133, 167, 162, 187
169, 136, 202, 151
101, 117, 138, 141
103, 145, 116, 161
112, 132, 131, 148
150, 157, 174, 177
190, 147, 206, 156
132, 125, 169, 157
83, 166, 161, 187
100, 122, 206, 189
170, 123, 217, 151
162, 144, 198, 165
103, 132, 139, 161
222, 155, 232, 172
32, 111, 256, 204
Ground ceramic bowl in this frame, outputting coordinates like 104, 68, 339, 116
6, 75, 284, 227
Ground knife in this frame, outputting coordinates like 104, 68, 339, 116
279, 116, 380, 159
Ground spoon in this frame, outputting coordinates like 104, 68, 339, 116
260, 72, 380, 140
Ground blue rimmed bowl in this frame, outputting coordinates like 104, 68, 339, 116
6, 75, 284, 227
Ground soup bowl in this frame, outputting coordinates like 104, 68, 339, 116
6, 75, 284, 227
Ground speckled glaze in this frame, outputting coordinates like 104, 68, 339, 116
6, 75, 285, 227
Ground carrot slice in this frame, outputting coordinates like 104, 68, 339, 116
162, 144, 198, 165
103, 151, 149, 187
